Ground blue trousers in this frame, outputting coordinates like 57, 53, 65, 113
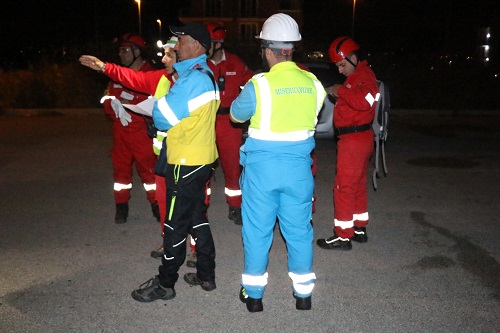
240, 156, 315, 299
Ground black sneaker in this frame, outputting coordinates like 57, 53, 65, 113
115, 203, 129, 224
151, 202, 160, 222
228, 206, 242, 225
183, 273, 216, 291
186, 251, 197, 268
150, 245, 164, 259
131, 276, 176, 302
240, 287, 263, 312
352, 226, 368, 243
294, 294, 312, 310
316, 234, 352, 250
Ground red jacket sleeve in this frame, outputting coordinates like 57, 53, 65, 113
103, 63, 168, 96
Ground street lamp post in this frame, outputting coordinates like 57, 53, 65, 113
135, 0, 142, 35
157, 19, 162, 40
352, 0, 357, 39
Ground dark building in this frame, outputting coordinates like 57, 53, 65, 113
178, 0, 304, 48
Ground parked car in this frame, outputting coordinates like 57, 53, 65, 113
299, 61, 345, 139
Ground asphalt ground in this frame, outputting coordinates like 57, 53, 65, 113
0, 110, 499, 333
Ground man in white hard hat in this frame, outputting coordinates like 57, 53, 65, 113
230, 13, 326, 312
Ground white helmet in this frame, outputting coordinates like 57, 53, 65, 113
256, 13, 301, 42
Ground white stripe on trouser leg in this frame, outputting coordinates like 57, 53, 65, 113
114, 183, 132, 191
242, 272, 268, 287
225, 188, 241, 197
334, 219, 354, 229
353, 212, 369, 221
143, 183, 156, 191
288, 272, 316, 295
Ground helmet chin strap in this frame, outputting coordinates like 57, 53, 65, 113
209, 42, 223, 60
125, 48, 141, 68
345, 55, 358, 69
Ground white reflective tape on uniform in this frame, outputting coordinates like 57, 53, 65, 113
188, 91, 220, 112
143, 183, 156, 191
114, 182, 132, 191
353, 212, 369, 221
313, 79, 325, 117
242, 272, 269, 287
289, 272, 316, 295
153, 138, 162, 150
255, 76, 272, 131
157, 97, 180, 127
120, 91, 134, 100
182, 165, 205, 179
100, 95, 116, 104
293, 282, 315, 295
173, 237, 186, 248
334, 218, 354, 229
192, 222, 210, 229
365, 92, 375, 106
225, 188, 242, 197
288, 272, 316, 283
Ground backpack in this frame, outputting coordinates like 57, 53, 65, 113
372, 81, 390, 190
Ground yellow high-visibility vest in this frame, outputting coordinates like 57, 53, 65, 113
248, 61, 325, 141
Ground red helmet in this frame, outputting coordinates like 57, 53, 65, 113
206, 23, 226, 42
329, 36, 359, 63
118, 33, 146, 49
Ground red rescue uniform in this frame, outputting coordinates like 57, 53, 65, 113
208, 51, 253, 208
103, 63, 174, 231
102, 61, 158, 205
333, 60, 379, 238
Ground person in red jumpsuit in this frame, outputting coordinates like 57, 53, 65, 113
316, 36, 380, 250
206, 23, 254, 225
100, 33, 160, 224
80, 36, 197, 265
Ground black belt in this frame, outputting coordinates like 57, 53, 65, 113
218, 107, 230, 115
334, 123, 372, 136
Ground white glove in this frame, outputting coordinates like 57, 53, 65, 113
110, 98, 132, 126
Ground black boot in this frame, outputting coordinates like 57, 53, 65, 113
294, 294, 312, 310
352, 226, 368, 243
151, 202, 160, 222
228, 206, 242, 225
239, 287, 263, 312
316, 233, 352, 250
150, 245, 163, 259
115, 203, 129, 224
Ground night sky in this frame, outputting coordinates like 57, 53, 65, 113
1, 0, 499, 58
